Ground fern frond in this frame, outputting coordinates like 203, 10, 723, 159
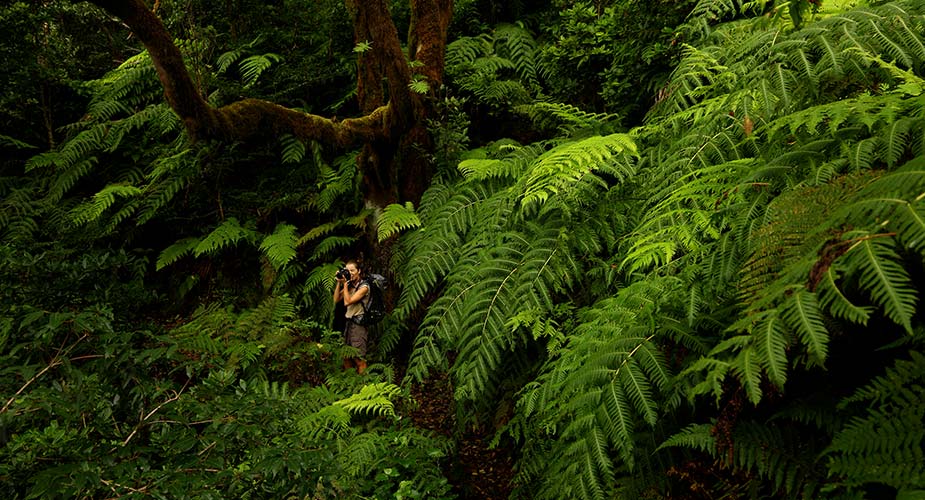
156, 237, 200, 271
298, 404, 352, 440
70, 183, 143, 226
752, 310, 789, 387
0, 134, 36, 150
239, 53, 282, 87
827, 353, 925, 490
841, 351, 925, 406
817, 265, 874, 324
516, 102, 619, 136
658, 423, 717, 455
494, 23, 539, 85
517, 134, 636, 214
843, 237, 917, 333
731, 346, 764, 405
259, 223, 299, 270
333, 382, 402, 418
446, 34, 492, 68
310, 235, 357, 261
781, 288, 829, 366
193, 218, 258, 257
216, 47, 245, 73
377, 202, 422, 242
279, 134, 307, 164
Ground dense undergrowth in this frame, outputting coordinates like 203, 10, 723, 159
2, 0, 924, 498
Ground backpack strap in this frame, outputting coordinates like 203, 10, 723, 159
358, 279, 371, 314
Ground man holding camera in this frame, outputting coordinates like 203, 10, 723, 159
333, 260, 370, 374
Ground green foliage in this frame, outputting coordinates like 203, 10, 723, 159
445, 23, 540, 108
538, 0, 696, 118
392, 1, 925, 498
378, 202, 423, 242
0, 247, 454, 499
826, 352, 925, 493
259, 223, 299, 270
6, 1, 925, 499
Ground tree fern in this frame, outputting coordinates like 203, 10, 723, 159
332, 382, 402, 418
69, 183, 142, 226
842, 237, 918, 334
516, 133, 637, 215
259, 223, 299, 270
516, 278, 680, 497
827, 352, 925, 492
390, 3, 925, 499
376, 202, 421, 242
193, 217, 258, 257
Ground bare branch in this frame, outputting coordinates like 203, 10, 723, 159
1, 333, 89, 415
121, 379, 190, 446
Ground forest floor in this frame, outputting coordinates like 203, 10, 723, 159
406, 370, 515, 499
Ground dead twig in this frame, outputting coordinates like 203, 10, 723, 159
1, 333, 89, 414
121, 379, 190, 446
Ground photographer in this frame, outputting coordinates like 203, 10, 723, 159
333, 260, 370, 374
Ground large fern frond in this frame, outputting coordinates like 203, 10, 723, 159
259, 223, 299, 270
376, 202, 421, 242
193, 218, 258, 257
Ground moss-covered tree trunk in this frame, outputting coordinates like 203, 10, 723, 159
85, 0, 453, 208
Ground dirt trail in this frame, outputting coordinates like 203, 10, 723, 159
407, 371, 514, 499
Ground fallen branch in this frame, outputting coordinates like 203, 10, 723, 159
1, 333, 89, 414
122, 379, 190, 446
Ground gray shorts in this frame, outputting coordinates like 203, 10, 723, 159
343, 319, 368, 357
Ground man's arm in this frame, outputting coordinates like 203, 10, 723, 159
334, 278, 345, 303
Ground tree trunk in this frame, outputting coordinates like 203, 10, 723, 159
84, 0, 453, 209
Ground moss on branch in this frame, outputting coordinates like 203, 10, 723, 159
210, 99, 388, 146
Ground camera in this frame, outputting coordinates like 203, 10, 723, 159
336, 267, 351, 281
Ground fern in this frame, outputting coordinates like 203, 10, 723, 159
376, 202, 421, 242
780, 288, 829, 366
259, 223, 299, 270
446, 24, 542, 108
658, 423, 717, 455
332, 383, 402, 418
279, 134, 307, 164
827, 352, 925, 491
69, 183, 143, 226
310, 235, 356, 261
193, 218, 258, 257
516, 102, 620, 137
517, 133, 637, 215
156, 238, 200, 271
842, 237, 918, 334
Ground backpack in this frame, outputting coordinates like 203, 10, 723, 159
355, 273, 388, 326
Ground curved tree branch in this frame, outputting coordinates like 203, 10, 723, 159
86, 0, 390, 146
83, 0, 454, 207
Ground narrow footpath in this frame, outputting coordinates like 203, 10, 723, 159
406, 371, 515, 499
